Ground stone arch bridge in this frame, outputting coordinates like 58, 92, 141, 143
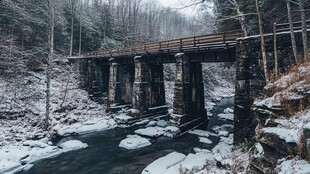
69, 28, 310, 144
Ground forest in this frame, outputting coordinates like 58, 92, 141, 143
1, 0, 310, 174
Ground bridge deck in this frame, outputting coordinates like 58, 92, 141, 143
71, 30, 244, 60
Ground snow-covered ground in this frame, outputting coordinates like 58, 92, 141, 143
0, 62, 116, 172
139, 105, 245, 174
252, 61, 310, 173
0, 139, 88, 173
0, 57, 237, 173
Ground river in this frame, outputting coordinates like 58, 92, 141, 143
20, 97, 234, 174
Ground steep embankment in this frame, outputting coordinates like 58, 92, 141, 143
248, 58, 310, 173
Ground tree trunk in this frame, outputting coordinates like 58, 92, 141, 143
69, 0, 75, 57
79, 21, 82, 56
299, 0, 308, 58
10, 28, 13, 57
231, 0, 247, 36
286, 0, 298, 64
273, 23, 279, 81
256, 0, 269, 83
46, 0, 54, 131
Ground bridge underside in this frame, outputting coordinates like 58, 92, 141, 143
74, 48, 235, 131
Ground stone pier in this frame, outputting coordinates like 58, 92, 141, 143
77, 59, 109, 103
107, 58, 134, 110
132, 56, 167, 118
171, 53, 206, 130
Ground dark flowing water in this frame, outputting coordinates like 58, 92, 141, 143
20, 97, 234, 174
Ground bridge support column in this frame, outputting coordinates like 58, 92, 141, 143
171, 53, 206, 130
77, 59, 108, 103
132, 56, 167, 118
107, 58, 134, 111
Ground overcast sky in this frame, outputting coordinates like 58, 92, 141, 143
158, 0, 179, 7
158, 0, 199, 16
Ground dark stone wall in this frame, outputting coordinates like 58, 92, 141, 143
149, 63, 166, 107
132, 56, 167, 117
108, 59, 134, 106
234, 31, 310, 144
171, 53, 205, 130
77, 59, 109, 103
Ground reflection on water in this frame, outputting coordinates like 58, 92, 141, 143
20, 98, 234, 174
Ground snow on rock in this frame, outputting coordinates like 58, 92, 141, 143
212, 124, 234, 133
59, 140, 88, 151
254, 143, 264, 158
276, 158, 310, 174
156, 120, 168, 128
133, 119, 150, 126
135, 127, 164, 137
218, 113, 234, 121
199, 137, 212, 144
141, 152, 186, 174
207, 111, 213, 117
188, 129, 218, 137
219, 134, 233, 145
0, 159, 22, 174
163, 126, 180, 138
146, 121, 157, 127
206, 102, 216, 111
164, 153, 215, 174
262, 127, 299, 143
53, 118, 116, 136
119, 135, 151, 150
304, 122, 310, 130
223, 107, 233, 114
212, 142, 232, 160
193, 147, 211, 154
114, 114, 133, 124
253, 96, 276, 109
218, 131, 229, 137
23, 140, 48, 148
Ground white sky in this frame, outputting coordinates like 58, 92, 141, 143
158, 0, 179, 7
158, 0, 198, 16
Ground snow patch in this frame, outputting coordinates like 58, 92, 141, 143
254, 143, 264, 158
199, 137, 213, 144
218, 113, 234, 121
135, 127, 164, 137
276, 158, 310, 174
262, 127, 299, 143
141, 152, 186, 174
59, 140, 88, 151
0, 160, 22, 174
119, 135, 151, 150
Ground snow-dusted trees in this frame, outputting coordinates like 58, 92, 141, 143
46, 0, 55, 130
69, 0, 76, 57
299, 0, 308, 58
286, 0, 298, 64
256, 0, 269, 83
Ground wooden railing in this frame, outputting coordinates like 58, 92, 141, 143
275, 20, 310, 32
84, 30, 244, 58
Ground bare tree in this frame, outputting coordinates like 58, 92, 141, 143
69, 0, 76, 57
45, 0, 55, 130
273, 22, 279, 80
286, 0, 298, 64
228, 0, 248, 36
299, 0, 308, 58
78, 0, 82, 56
256, 0, 269, 83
